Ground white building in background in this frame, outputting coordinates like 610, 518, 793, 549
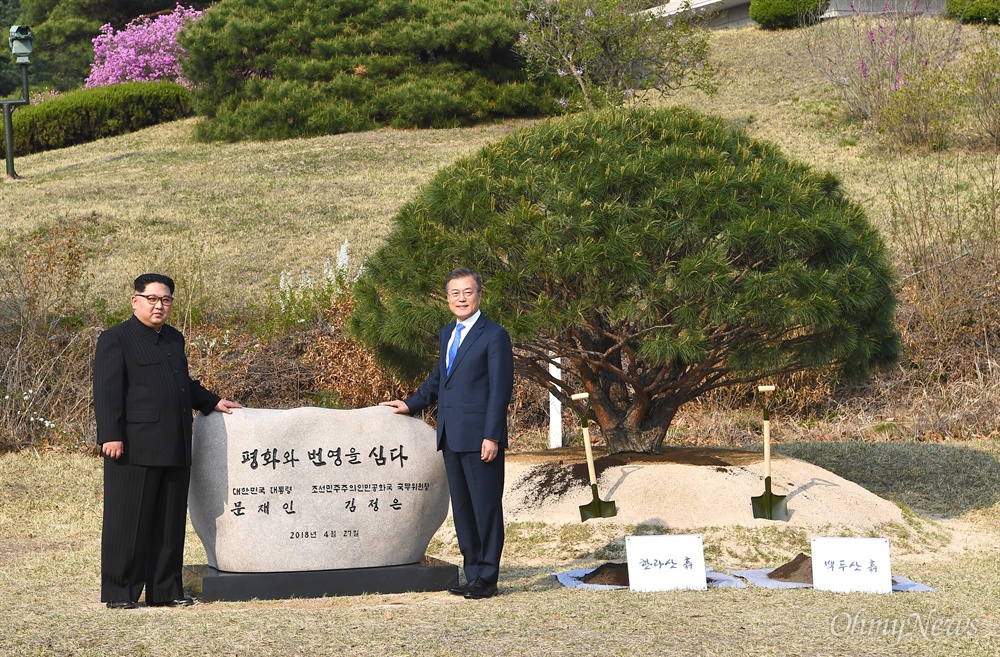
648, 0, 947, 29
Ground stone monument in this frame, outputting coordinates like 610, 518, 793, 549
187, 406, 456, 600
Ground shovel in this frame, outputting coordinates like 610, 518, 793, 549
571, 392, 617, 521
751, 385, 789, 521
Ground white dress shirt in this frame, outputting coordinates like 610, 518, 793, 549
446, 310, 481, 370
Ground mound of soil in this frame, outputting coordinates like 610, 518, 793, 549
767, 552, 813, 584
503, 446, 907, 529
509, 447, 760, 508
582, 562, 629, 586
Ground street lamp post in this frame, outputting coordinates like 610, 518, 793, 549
3, 25, 33, 179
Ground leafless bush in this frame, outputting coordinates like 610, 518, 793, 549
805, 1, 962, 125
963, 26, 1000, 150
298, 292, 406, 409
188, 325, 315, 409
871, 153, 1000, 435
884, 153, 1000, 362
0, 224, 98, 451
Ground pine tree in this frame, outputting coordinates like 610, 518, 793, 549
179, 0, 564, 141
349, 107, 900, 453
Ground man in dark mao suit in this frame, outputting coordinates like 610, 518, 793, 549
382, 267, 514, 599
94, 273, 241, 609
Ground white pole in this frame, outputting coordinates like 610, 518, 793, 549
548, 357, 562, 448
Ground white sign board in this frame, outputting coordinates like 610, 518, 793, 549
811, 536, 892, 594
626, 534, 707, 591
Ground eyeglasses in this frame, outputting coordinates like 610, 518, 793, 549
448, 288, 479, 299
134, 294, 174, 306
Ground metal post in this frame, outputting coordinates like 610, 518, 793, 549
2, 62, 30, 179
3, 102, 15, 177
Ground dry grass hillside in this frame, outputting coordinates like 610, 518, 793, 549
2, 20, 999, 449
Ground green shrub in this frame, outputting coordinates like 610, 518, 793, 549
875, 66, 958, 151
947, 0, 1000, 23
516, 0, 717, 110
179, 0, 565, 142
750, 0, 830, 30
12, 82, 193, 156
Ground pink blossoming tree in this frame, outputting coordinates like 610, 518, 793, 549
86, 4, 204, 88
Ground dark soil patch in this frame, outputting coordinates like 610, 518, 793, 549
768, 552, 812, 584
582, 562, 629, 586
512, 462, 586, 507
580, 562, 720, 588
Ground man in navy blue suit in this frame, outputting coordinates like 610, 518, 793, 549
382, 267, 514, 599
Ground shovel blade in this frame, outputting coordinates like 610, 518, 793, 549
751, 477, 789, 522
580, 484, 617, 521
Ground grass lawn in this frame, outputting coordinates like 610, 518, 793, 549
0, 446, 997, 656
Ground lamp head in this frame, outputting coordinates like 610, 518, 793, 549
9, 25, 32, 64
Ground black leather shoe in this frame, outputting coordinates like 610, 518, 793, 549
106, 601, 138, 609
148, 597, 194, 607
447, 580, 472, 596
464, 579, 498, 599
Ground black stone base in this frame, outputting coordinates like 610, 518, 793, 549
184, 557, 459, 602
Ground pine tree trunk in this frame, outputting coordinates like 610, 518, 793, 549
594, 398, 679, 454
601, 425, 667, 454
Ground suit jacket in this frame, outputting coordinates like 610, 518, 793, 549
405, 315, 514, 452
93, 315, 220, 467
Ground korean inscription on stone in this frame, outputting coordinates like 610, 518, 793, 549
189, 406, 449, 573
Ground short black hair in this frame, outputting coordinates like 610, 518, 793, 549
134, 273, 175, 294
445, 267, 482, 293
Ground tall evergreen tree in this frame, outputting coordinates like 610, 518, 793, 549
349, 107, 900, 453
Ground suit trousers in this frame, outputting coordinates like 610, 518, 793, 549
101, 459, 190, 604
442, 441, 505, 585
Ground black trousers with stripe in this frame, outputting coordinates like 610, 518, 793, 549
101, 459, 189, 604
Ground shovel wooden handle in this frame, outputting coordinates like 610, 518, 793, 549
758, 385, 775, 479
581, 424, 598, 486
570, 392, 599, 486
763, 419, 771, 479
